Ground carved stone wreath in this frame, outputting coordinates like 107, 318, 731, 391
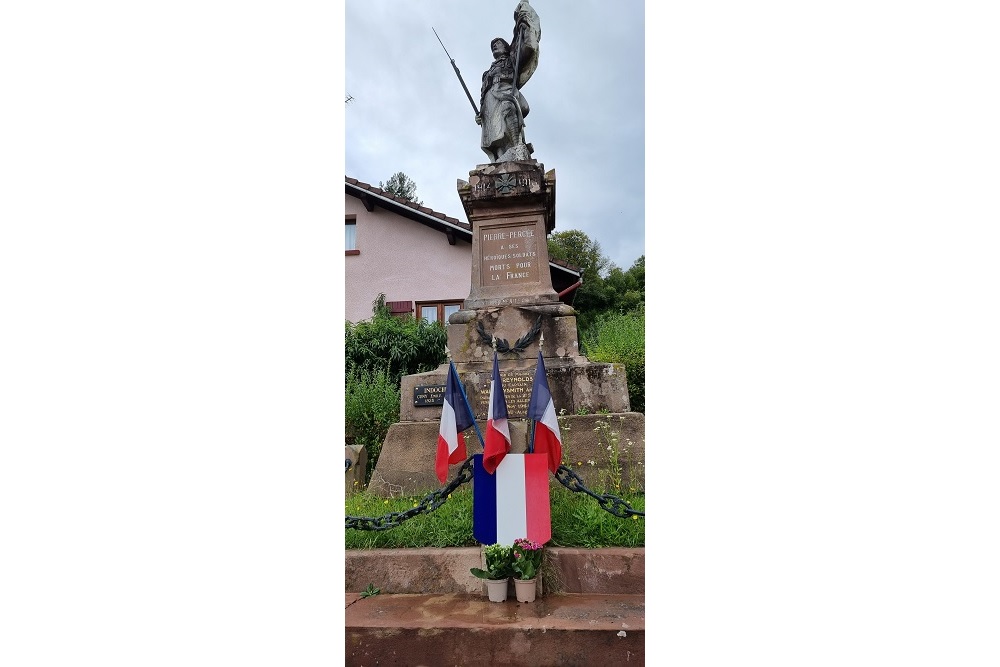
476, 315, 542, 354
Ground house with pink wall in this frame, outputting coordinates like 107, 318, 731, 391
345, 176, 581, 324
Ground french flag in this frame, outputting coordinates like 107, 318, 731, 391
473, 453, 551, 545
481, 351, 511, 474
527, 351, 562, 473
435, 361, 475, 484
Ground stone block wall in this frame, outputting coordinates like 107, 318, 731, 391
367, 412, 644, 499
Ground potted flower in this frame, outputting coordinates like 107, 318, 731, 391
470, 543, 514, 602
511, 538, 544, 602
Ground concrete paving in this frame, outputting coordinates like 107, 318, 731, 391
345, 548, 646, 665
346, 592, 645, 666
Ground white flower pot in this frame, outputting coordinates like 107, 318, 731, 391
486, 578, 509, 602
514, 578, 537, 603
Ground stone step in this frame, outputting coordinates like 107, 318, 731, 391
345, 547, 644, 595
345, 592, 645, 667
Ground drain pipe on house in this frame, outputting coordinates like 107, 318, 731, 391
557, 280, 582, 299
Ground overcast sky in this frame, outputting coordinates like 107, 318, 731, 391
345, 0, 645, 272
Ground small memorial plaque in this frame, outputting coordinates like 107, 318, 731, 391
413, 384, 446, 407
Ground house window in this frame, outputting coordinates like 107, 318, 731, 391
416, 301, 463, 325
345, 215, 358, 255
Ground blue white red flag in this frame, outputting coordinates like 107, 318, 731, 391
481, 351, 511, 474
473, 453, 551, 545
527, 351, 562, 473
435, 361, 476, 484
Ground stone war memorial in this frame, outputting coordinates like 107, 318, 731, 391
368, 0, 645, 506
348, 4, 645, 663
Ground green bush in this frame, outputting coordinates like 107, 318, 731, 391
581, 309, 645, 413
345, 294, 447, 387
345, 295, 449, 479
345, 368, 400, 479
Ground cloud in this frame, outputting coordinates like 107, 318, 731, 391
346, 0, 645, 270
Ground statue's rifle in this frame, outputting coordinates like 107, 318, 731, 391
432, 27, 480, 117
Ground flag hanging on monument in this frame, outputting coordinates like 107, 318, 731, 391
473, 453, 551, 545
527, 351, 562, 473
482, 351, 511, 474
435, 361, 476, 484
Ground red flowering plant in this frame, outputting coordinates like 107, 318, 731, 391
511, 538, 544, 581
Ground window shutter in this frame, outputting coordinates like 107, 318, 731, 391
386, 300, 412, 315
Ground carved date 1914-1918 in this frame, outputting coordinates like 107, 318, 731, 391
472, 172, 534, 196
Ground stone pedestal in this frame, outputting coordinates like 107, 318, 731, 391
368, 160, 643, 498
457, 160, 559, 310
399, 357, 629, 424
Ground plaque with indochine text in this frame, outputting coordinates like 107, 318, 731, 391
477, 369, 534, 419
479, 224, 542, 287
413, 384, 446, 407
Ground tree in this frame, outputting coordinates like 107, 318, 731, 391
548, 230, 614, 329
548, 230, 646, 340
604, 255, 645, 315
547, 230, 611, 283
379, 171, 422, 205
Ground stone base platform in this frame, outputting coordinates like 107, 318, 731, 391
344, 547, 645, 665
345, 592, 645, 666
367, 413, 645, 498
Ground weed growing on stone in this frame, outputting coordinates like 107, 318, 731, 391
591, 415, 644, 495
594, 417, 624, 494
557, 408, 572, 466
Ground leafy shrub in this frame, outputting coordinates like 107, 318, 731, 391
345, 295, 448, 479
581, 309, 645, 413
345, 294, 447, 387
470, 543, 515, 580
345, 368, 400, 479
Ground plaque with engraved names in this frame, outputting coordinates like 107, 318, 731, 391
476, 369, 534, 419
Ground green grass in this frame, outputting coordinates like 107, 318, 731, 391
549, 488, 645, 548
581, 310, 645, 413
345, 485, 644, 549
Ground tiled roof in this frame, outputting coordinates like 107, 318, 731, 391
547, 256, 580, 274
345, 175, 580, 278
345, 176, 471, 232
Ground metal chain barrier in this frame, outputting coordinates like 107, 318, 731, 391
345, 458, 644, 531
553, 464, 645, 518
345, 456, 477, 531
